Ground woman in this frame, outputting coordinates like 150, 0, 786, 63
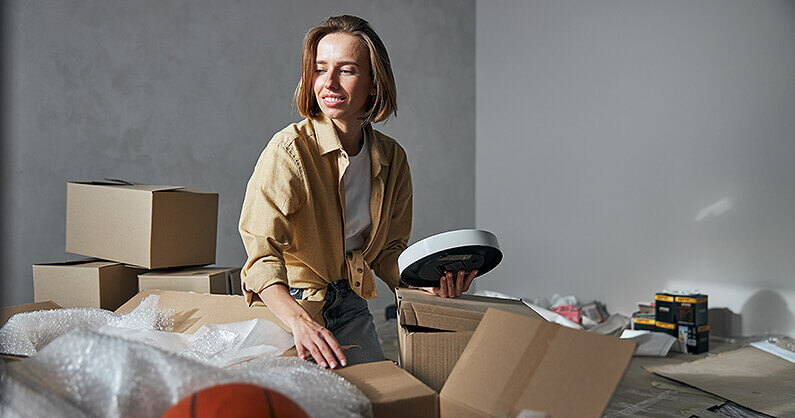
239, 15, 476, 369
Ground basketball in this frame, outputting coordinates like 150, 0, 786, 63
162, 382, 309, 418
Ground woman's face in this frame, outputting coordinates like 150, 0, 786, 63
313, 32, 374, 127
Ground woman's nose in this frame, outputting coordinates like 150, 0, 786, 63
324, 72, 339, 89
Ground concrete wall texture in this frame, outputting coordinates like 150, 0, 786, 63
1, 0, 475, 313
476, 0, 795, 336
3, 1, 793, 338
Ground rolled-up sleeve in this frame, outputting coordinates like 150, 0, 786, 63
239, 136, 305, 305
372, 156, 412, 291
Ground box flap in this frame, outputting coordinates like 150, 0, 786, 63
1, 301, 62, 328
334, 361, 438, 418
440, 308, 635, 417
69, 181, 185, 193
647, 347, 795, 416
33, 258, 114, 268
138, 267, 239, 279
396, 288, 544, 331
115, 289, 323, 333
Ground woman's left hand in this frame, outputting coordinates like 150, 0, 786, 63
420, 269, 477, 298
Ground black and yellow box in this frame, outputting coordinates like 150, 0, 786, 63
674, 294, 708, 326
654, 293, 676, 323
654, 320, 678, 337
678, 324, 709, 354
631, 313, 656, 331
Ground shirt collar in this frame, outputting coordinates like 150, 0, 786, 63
310, 115, 389, 167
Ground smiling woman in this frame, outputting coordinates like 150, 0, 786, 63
239, 15, 408, 369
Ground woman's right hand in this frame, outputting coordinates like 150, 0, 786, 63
290, 315, 347, 369
259, 283, 347, 369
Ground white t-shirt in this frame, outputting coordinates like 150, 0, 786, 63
343, 128, 372, 252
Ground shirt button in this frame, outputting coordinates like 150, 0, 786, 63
357, 268, 363, 273
355, 281, 360, 287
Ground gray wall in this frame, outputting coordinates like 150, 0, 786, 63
1, 0, 475, 312
476, 0, 795, 336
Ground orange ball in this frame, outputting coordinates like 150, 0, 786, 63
162, 382, 309, 418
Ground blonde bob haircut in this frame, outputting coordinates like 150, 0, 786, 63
295, 15, 397, 124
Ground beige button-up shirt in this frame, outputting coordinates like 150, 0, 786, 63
239, 116, 412, 304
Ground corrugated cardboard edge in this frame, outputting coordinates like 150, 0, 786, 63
1, 301, 62, 328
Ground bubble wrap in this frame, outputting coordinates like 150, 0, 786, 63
0, 330, 371, 417
0, 295, 171, 356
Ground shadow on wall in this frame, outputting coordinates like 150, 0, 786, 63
740, 289, 794, 337
709, 307, 742, 338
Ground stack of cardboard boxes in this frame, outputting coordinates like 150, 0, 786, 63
653, 292, 709, 354
32, 180, 240, 311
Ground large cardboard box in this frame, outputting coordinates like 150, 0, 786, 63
438, 308, 636, 417
138, 267, 242, 295
33, 259, 147, 310
396, 288, 544, 391
66, 181, 218, 269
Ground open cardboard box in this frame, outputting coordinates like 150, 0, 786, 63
396, 288, 546, 391
115, 289, 322, 333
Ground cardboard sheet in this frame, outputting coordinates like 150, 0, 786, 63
647, 347, 795, 416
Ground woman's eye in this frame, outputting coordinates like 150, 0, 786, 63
315, 68, 326, 74
341, 69, 354, 75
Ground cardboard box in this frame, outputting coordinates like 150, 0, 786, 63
334, 361, 438, 418
396, 288, 544, 392
138, 267, 241, 295
677, 324, 709, 354
631, 313, 656, 331
66, 181, 218, 269
116, 289, 323, 334
439, 308, 635, 417
654, 292, 675, 323
674, 294, 708, 326
33, 259, 147, 310
0, 301, 62, 328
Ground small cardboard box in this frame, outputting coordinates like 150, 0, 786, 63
674, 294, 708, 326
396, 288, 544, 391
654, 292, 675, 323
138, 267, 241, 295
66, 181, 218, 269
33, 259, 147, 310
677, 324, 709, 354
334, 361, 438, 418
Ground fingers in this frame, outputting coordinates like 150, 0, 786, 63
455, 270, 465, 297
437, 276, 448, 298
323, 330, 348, 367
446, 272, 455, 298
463, 269, 478, 293
312, 329, 341, 368
296, 327, 346, 369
